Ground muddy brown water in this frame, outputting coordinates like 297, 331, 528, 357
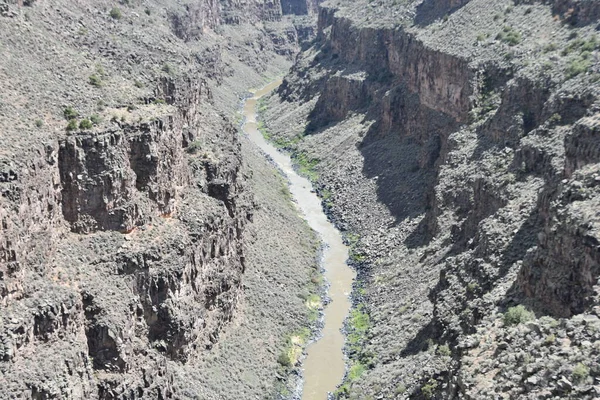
243, 81, 356, 399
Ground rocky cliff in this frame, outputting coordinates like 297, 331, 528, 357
0, 0, 321, 398
264, 0, 600, 398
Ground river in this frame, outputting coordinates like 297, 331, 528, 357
242, 81, 356, 399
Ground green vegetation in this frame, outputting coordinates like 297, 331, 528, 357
187, 140, 202, 154
543, 42, 557, 52
35, 119, 43, 128
294, 152, 319, 181
134, 80, 144, 88
335, 303, 371, 397
547, 113, 562, 126
566, 57, 591, 79
503, 305, 534, 326
496, 26, 521, 46
79, 119, 93, 130
437, 344, 451, 357
347, 304, 370, 351
466, 282, 479, 293
562, 35, 598, 56
320, 188, 334, 208
162, 63, 173, 74
66, 119, 78, 131
90, 114, 102, 125
109, 7, 122, 20
345, 232, 366, 264
572, 363, 589, 383
257, 120, 302, 149
421, 379, 438, 399
277, 328, 311, 369
544, 334, 556, 345
89, 74, 102, 87
395, 384, 407, 395
348, 362, 366, 381
306, 293, 321, 323
335, 362, 368, 397
63, 106, 79, 120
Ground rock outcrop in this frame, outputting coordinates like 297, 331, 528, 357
263, 0, 600, 398
0, 0, 320, 398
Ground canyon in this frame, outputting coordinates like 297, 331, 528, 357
1, 0, 599, 399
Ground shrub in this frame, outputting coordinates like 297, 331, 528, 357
89, 74, 102, 87
63, 106, 79, 120
547, 113, 562, 125
66, 119, 78, 131
437, 344, 451, 356
90, 114, 102, 125
186, 140, 202, 154
567, 57, 591, 78
497, 26, 521, 46
35, 119, 43, 128
395, 384, 407, 395
277, 352, 291, 367
421, 379, 438, 399
467, 282, 479, 293
79, 119, 93, 130
544, 334, 556, 345
134, 80, 144, 88
572, 363, 589, 383
162, 63, 173, 74
503, 305, 534, 326
581, 35, 598, 51
109, 7, 122, 20
348, 362, 366, 381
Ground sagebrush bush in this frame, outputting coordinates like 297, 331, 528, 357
186, 140, 202, 154
64, 106, 78, 120
89, 74, 102, 87
572, 363, 589, 383
567, 57, 591, 78
110, 7, 122, 20
503, 305, 534, 326
79, 119, 93, 130
66, 119, 78, 131
90, 115, 102, 125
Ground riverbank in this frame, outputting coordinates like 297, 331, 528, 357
243, 83, 356, 399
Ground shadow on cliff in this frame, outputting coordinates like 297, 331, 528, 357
300, 72, 459, 245
414, 0, 471, 26
358, 84, 458, 240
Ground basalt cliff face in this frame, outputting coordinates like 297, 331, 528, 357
264, 0, 600, 398
0, 0, 321, 398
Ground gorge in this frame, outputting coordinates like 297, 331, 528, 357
1, 0, 599, 399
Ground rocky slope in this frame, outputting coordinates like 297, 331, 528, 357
263, 0, 600, 398
0, 0, 322, 398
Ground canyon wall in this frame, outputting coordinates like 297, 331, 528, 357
0, 0, 319, 398
264, 0, 600, 398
